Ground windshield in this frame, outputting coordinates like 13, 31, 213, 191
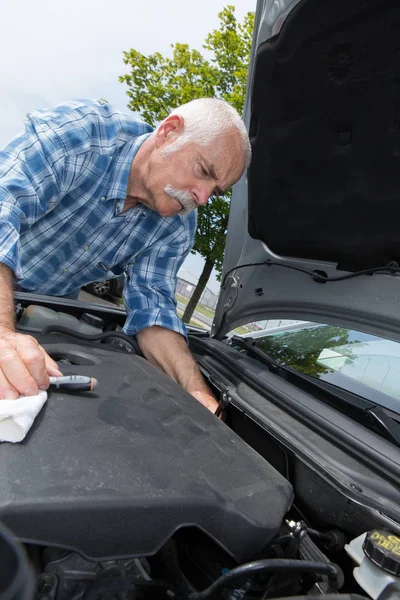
231, 322, 400, 414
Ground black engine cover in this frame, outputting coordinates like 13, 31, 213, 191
0, 336, 293, 561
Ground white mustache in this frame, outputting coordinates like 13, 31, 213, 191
164, 185, 197, 215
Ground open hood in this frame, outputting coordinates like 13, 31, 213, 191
213, 0, 400, 340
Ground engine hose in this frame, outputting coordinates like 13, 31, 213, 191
300, 533, 331, 563
307, 528, 332, 541
40, 325, 141, 354
187, 559, 342, 600
307, 528, 347, 551
300, 533, 345, 589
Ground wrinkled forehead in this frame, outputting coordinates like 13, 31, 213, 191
202, 130, 247, 186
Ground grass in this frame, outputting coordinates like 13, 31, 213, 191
177, 293, 250, 335
194, 304, 215, 319
115, 293, 249, 334
234, 326, 250, 335
176, 293, 214, 318
176, 293, 189, 305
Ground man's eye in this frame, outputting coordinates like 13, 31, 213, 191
200, 165, 208, 176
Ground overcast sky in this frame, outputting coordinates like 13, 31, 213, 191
1, 0, 255, 293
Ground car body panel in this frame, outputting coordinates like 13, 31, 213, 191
213, 0, 400, 342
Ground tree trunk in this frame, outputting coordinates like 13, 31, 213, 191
182, 258, 214, 324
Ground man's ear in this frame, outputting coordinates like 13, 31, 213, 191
155, 114, 184, 148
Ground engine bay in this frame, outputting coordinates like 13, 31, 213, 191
2, 295, 400, 600
0, 330, 293, 562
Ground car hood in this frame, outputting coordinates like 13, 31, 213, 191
213, 0, 400, 341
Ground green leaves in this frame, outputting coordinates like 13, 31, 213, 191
120, 6, 254, 127
203, 6, 254, 112
120, 44, 218, 127
119, 5, 255, 295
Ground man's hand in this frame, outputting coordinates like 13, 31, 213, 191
0, 326, 62, 399
190, 390, 219, 414
190, 390, 225, 420
0, 263, 62, 399
137, 326, 222, 417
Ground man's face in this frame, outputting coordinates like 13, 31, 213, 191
144, 120, 246, 218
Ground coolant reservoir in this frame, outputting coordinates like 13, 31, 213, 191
345, 530, 400, 599
18, 305, 102, 335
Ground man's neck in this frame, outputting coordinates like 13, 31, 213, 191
121, 195, 140, 213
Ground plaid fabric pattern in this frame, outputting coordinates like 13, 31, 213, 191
0, 100, 196, 337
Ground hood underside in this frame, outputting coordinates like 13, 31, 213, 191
214, 0, 400, 340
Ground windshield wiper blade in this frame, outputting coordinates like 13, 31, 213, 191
366, 406, 400, 446
230, 335, 286, 373
231, 336, 400, 447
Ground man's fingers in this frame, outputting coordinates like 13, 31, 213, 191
42, 350, 63, 377
0, 334, 59, 399
17, 338, 50, 390
0, 341, 38, 397
0, 368, 19, 400
190, 390, 221, 415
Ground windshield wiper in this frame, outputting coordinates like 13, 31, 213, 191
366, 406, 400, 446
231, 336, 400, 448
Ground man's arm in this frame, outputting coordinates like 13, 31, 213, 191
0, 104, 97, 399
122, 214, 219, 412
136, 326, 219, 414
0, 263, 15, 332
0, 264, 62, 399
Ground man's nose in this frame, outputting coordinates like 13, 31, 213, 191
193, 184, 214, 206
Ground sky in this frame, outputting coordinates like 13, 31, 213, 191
0, 0, 256, 294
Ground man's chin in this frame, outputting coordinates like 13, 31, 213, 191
156, 206, 181, 218
159, 203, 188, 218
156, 196, 194, 217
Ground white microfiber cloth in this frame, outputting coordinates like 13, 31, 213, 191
0, 391, 48, 443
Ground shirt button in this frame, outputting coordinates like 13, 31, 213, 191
101, 196, 106, 201
84, 246, 89, 251
63, 268, 68, 272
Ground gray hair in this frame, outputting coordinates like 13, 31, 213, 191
158, 98, 251, 167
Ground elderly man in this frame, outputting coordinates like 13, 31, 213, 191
0, 98, 250, 411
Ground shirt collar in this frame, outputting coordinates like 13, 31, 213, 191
107, 131, 153, 201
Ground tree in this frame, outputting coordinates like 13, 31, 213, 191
256, 326, 360, 379
119, 5, 255, 322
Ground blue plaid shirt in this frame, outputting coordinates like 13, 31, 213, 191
0, 100, 197, 338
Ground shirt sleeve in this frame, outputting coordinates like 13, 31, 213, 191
122, 215, 197, 339
0, 114, 68, 278
0, 99, 124, 279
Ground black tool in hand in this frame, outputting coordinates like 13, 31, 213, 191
49, 375, 98, 392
